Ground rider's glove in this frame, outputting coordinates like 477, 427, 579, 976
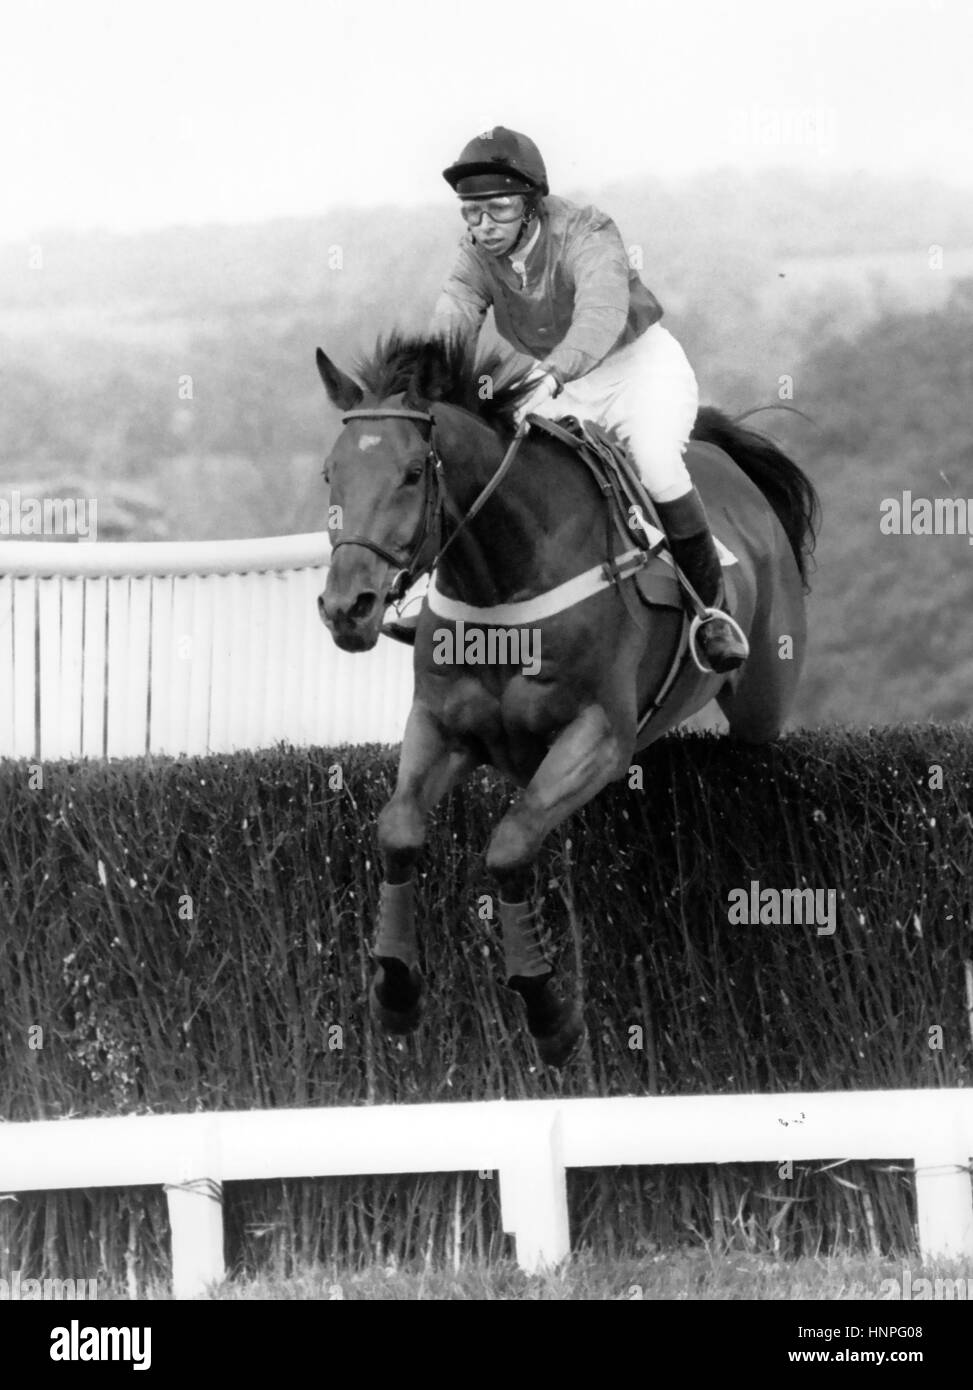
512, 366, 562, 427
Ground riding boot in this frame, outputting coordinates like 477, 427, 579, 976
654, 488, 749, 673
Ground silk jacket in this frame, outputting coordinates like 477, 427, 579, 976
431, 194, 663, 382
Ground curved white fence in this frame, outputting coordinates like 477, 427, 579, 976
0, 535, 415, 758
2, 1090, 972, 1296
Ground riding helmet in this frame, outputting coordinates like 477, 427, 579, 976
442, 127, 549, 197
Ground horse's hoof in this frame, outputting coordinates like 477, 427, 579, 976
509, 975, 585, 1069
370, 959, 424, 1035
534, 1007, 586, 1069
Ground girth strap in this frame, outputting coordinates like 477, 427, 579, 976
426, 546, 649, 626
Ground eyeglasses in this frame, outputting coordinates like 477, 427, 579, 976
459, 196, 525, 226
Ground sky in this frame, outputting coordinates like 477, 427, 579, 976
1, 0, 970, 243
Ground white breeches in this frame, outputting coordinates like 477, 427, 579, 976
530, 322, 699, 503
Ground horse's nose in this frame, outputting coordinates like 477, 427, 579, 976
319, 588, 380, 627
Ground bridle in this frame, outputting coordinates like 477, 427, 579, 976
331, 405, 529, 606
331, 406, 442, 604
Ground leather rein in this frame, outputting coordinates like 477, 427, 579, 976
331, 406, 529, 605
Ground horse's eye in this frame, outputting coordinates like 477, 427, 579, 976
403, 466, 423, 485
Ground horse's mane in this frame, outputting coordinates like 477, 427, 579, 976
353, 331, 527, 423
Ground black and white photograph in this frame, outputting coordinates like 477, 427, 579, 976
1, 0, 971, 1345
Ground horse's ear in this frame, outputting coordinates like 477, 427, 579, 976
316, 348, 363, 411
407, 349, 451, 407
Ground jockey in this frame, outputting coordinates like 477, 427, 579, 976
410, 126, 747, 671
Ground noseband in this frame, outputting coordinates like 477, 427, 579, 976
332, 406, 529, 606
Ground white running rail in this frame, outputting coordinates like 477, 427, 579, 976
1, 1090, 971, 1297
0, 534, 414, 758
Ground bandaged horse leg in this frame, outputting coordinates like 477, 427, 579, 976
498, 896, 578, 1043
499, 896, 549, 979
374, 875, 418, 977
373, 704, 476, 1032
487, 702, 632, 1066
371, 880, 424, 1031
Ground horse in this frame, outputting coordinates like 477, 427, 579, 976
315, 332, 819, 1066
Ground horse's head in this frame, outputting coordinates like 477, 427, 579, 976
315, 346, 446, 651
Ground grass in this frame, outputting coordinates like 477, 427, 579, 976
2, 726, 971, 1284
77, 1251, 973, 1301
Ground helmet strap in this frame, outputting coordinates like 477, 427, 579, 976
510, 198, 538, 254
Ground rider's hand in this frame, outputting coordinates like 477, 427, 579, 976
513, 369, 560, 427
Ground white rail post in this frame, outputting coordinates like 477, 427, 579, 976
164, 1120, 225, 1298
498, 1108, 569, 1273
913, 1150, 973, 1260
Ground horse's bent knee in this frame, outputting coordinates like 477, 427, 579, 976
377, 797, 425, 856
604, 739, 631, 782
486, 813, 540, 879
727, 718, 783, 745
722, 695, 785, 744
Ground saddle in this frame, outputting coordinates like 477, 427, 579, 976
526, 414, 683, 611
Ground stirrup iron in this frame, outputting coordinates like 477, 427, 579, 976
688, 607, 750, 675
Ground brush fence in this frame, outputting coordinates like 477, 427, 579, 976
2, 1090, 972, 1296
0, 534, 414, 759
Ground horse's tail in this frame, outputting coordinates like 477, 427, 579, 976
690, 406, 821, 591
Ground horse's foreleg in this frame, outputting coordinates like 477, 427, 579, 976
371, 703, 475, 1033
487, 703, 631, 1065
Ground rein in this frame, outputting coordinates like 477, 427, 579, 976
334, 406, 529, 603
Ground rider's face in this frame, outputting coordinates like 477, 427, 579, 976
460, 196, 526, 256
